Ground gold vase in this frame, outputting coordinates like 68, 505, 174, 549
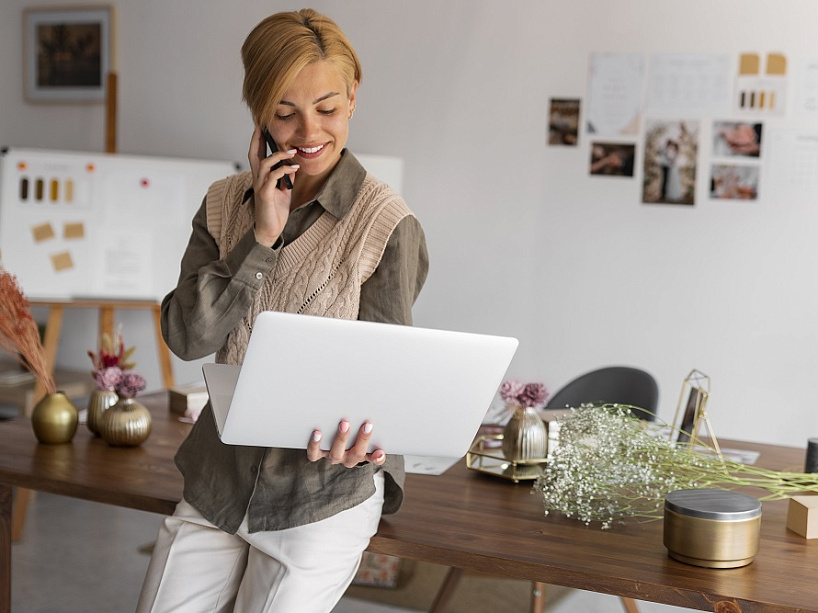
31, 392, 79, 444
86, 388, 119, 436
99, 396, 152, 447
502, 403, 547, 461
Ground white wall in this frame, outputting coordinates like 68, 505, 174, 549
1, 0, 816, 450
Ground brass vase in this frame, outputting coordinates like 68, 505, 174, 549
31, 392, 79, 444
502, 403, 547, 461
99, 396, 152, 447
86, 388, 119, 436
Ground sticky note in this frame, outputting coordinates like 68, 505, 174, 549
32, 223, 55, 242
739, 53, 760, 75
63, 222, 85, 239
767, 53, 787, 76
51, 251, 74, 272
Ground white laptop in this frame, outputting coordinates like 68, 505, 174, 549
202, 311, 518, 457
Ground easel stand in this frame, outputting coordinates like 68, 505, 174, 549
12, 299, 175, 541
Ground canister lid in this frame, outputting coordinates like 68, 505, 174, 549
664, 489, 761, 521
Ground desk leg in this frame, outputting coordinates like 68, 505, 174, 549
10, 489, 30, 542
1, 484, 11, 613
531, 581, 546, 613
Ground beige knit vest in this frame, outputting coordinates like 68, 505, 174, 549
206, 171, 412, 365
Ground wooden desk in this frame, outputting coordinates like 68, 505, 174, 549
1, 395, 816, 613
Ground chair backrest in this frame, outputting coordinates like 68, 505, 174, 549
545, 366, 659, 421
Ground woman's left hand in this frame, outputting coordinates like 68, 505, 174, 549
307, 420, 386, 467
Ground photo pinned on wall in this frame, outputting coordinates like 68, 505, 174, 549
589, 142, 635, 177
23, 6, 114, 103
548, 98, 580, 146
642, 120, 699, 206
710, 165, 760, 201
713, 121, 763, 158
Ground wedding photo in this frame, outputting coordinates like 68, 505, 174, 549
642, 120, 700, 205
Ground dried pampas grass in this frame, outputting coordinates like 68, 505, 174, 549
0, 268, 55, 395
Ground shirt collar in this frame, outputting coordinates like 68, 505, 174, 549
243, 150, 366, 219
312, 150, 366, 218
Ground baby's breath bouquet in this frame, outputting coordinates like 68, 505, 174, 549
535, 404, 818, 529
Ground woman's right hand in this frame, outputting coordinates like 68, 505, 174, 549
248, 127, 300, 247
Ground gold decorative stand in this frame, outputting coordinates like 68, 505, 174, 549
672, 369, 722, 460
466, 434, 547, 483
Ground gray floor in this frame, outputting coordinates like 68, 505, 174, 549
11, 492, 694, 613
11, 491, 410, 613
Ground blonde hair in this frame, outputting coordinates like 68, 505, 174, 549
241, 9, 362, 128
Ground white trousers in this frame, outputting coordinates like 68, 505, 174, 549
136, 472, 384, 613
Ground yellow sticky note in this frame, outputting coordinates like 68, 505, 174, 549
51, 251, 73, 272
63, 222, 85, 240
739, 53, 760, 75
32, 223, 55, 242
767, 53, 787, 75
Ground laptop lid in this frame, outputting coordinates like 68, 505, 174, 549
203, 311, 518, 457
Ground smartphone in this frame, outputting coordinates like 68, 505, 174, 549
261, 129, 293, 190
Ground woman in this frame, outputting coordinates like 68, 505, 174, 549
137, 9, 428, 612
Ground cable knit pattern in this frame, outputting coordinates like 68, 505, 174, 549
205, 172, 412, 366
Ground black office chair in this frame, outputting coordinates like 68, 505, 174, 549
546, 365, 659, 420
430, 366, 657, 613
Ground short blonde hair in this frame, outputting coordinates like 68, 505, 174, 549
241, 9, 362, 128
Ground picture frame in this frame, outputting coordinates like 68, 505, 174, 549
23, 5, 114, 103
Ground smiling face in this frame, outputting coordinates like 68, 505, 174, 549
267, 60, 357, 191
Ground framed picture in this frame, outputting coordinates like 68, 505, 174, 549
23, 6, 114, 103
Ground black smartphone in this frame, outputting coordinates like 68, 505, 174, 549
262, 129, 293, 190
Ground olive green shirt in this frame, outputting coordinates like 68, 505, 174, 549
163, 151, 429, 532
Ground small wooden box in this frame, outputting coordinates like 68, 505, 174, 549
168, 384, 209, 416
786, 495, 818, 539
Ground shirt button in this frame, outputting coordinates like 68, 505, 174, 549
265, 257, 274, 264
255, 272, 263, 280
250, 465, 258, 474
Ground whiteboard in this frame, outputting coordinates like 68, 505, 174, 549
0, 148, 237, 301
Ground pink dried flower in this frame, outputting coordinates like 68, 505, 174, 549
116, 372, 147, 398
95, 366, 123, 391
520, 382, 548, 408
499, 379, 549, 408
499, 379, 526, 403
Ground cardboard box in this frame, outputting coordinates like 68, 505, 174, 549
168, 383, 209, 416
786, 495, 818, 539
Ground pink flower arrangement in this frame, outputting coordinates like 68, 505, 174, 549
499, 379, 548, 408
88, 327, 145, 397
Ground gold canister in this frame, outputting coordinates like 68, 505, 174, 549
663, 488, 761, 569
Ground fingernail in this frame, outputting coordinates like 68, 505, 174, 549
339, 420, 350, 433
286, 149, 297, 155
363, 422, 373, 435
312, 430, 321, 442
375, 452, 385, 464
289, 164, 300, 170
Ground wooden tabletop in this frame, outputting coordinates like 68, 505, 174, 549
1, 393, 817, 612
